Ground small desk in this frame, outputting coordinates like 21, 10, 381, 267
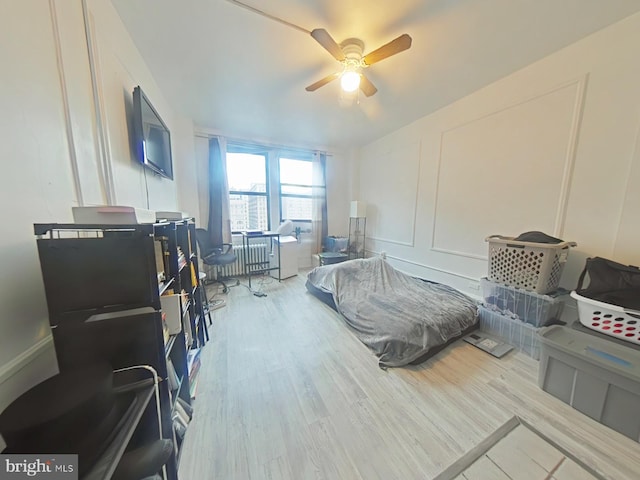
241, 231, 280, 289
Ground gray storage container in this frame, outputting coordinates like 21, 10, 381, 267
480, 277, 566, 327
478, 305, 540, 359
538, 325, 640, 442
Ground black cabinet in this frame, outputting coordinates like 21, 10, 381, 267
33, 220, 207, 480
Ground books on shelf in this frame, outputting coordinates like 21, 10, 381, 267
190, 263, 198, 289
176, 397, 193, 420
180, 290, 189, 313
189, 373, 200, 399
174, 400, 191, 426
172, 396, 192, 441
155, 235, 170, 280
167, 359, 180, 392
187, 348, 201, 399
187, 349, 201, 377
177, 246, 187, 270
161, 312, 170, 344
173, 413, 187, 440
182, 292, 193, 348
154, 240, 166, 283
160, 293, 182, 335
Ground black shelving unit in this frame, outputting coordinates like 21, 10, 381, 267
83, 371, 156, 480
33, 220, 207, 480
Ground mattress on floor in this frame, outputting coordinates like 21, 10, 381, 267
306, 257, 479, 368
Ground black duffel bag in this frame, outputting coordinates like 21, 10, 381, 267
576, 257, 640, 310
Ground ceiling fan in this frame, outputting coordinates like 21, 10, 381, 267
306, 29, 412, 97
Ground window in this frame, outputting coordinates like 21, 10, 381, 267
224, 144, 325, 233
279, 157, 320, 223
226, 150, 269, 232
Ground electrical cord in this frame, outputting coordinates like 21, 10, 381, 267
232, 272, 273, 297
142, 164, 150, 209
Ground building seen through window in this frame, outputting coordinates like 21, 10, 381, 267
279, 157, 314, 222
226, 151, 268, 231
226, 147, 323, 232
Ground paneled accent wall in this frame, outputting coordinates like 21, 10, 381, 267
359, 142, 421, 246
432, 79, 584, 259
358, 12, 640, 296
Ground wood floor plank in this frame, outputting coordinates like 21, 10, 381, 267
178, 273, 640, 480
463, 455, 512, 480
507, 425, 564, 472
552, 457, 600, 480
485, 434, 549, 480
307, 418, 364, 480
263, 456, 294, 480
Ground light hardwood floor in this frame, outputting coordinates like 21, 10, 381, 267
178, 273, 640, 480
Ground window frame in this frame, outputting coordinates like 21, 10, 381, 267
278, 155, 317, 224
226, 145, 271, 233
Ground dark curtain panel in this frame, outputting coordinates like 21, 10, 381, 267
312, 152, 328, 253
320, 153, 328, 246
208, 137, 224, 246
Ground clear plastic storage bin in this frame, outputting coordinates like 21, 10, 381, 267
481, 277, 566, 327
478, 305, 541, 359
485, 235, 576, 294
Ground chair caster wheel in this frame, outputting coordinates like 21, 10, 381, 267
222, 286, 229, 294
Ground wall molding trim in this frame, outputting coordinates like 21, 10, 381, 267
430, 75, 588, 259
430, 246, 486, 261
368, 141, 422, 247
367, 250, 479, 282
0, 336, 54, 387
50, 0, 84, 206
554, 74, 588, 238
82, 0, 116, 205
367, 237, 415, 247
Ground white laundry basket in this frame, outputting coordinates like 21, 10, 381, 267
572, 291, 640, 345
485, 235, 576, 294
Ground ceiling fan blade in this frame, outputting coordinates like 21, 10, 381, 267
359, 74, 378, 97
310, 28, 346, 61
305, 72, 340, 92
363, 34, 412, 66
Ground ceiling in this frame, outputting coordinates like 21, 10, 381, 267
111, 0, 640, 150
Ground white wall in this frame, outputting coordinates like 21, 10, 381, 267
326, 150, 354, 238
0, 0, 78, 408
357, 12, 640, 298
0, 0, 197, 410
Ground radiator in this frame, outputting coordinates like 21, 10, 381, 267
217, 243, 269, 277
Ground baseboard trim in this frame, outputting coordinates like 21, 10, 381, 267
0, 335, 54, 386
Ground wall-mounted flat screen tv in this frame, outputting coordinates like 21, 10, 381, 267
132, 85, 173, 180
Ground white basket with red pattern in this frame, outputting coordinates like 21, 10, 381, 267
572, 291, 640, 345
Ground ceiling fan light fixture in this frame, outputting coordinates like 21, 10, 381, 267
340, 70, 361, 92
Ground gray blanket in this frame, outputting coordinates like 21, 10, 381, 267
306, 257, 478, 367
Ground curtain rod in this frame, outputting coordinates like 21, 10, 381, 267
194, 131, 333, 157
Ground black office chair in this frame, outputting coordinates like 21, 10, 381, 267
195, 228, 238, 294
